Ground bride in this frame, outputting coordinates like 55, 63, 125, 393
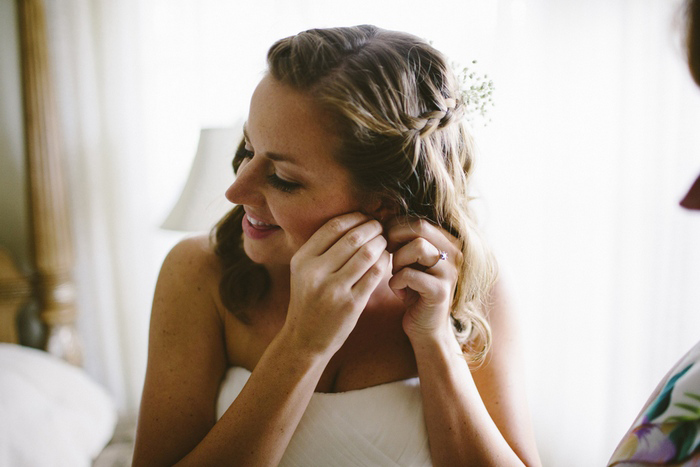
133, 24, 541, 466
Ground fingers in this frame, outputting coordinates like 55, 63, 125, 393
388, 266, 450, 305
323, 219, 384, 273
292, 212, 387, 291
389, 266, 437, 296
294, 212, 385, 276
390, 237, 443, 274
386, 218, 458, 254
336, 234, 388, 282
387, 219, 461, 276
351, 250, 391, 300
299, 212, 377, 258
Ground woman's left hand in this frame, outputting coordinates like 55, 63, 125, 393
387, 219, 463, 341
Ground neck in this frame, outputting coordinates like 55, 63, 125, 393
363, 267, 404, 315
263, 263, 291, 299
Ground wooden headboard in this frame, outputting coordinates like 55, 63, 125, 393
1, 0, 81, 365
0, 249, 30, 344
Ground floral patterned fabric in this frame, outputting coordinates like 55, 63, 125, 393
609, 341, 700, 466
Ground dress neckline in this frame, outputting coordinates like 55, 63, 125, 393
227, 365, 419, 395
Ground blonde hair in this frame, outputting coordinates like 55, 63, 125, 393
216, 25, 497, 363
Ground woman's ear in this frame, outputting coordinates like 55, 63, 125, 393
363, 196, 396, 223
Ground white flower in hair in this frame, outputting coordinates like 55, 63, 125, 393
453, 60, 495, 126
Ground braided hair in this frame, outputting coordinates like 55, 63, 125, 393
214, 25, 496, 364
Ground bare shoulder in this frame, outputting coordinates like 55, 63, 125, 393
134, 234, 227, 465
153, 234, 225, 322
161, 234, 221, 283
147, 232, 227, 372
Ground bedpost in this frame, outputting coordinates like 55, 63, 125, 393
17, 0, 82, 365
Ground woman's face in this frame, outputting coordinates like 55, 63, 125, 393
225, 75, 366, 265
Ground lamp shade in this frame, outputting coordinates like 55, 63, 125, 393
161, 125, 242, 231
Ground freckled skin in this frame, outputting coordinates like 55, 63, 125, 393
226, 76, 366, 267
134, 60, 541, 467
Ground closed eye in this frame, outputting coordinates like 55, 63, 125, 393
266, 173, 301, 193
236, 143, 301, 194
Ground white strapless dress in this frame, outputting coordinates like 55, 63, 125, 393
216, 367, 432, 466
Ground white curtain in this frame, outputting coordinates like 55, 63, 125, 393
45, 0, 160, 412
44, 0, 700, 465
478, 1, 700, 463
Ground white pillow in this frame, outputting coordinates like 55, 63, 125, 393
0, 343, 117, 467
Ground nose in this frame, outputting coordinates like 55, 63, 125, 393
225, 158, 264, 206
224, 181, 239, 204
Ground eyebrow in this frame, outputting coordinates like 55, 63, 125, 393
243, 125, 299, 164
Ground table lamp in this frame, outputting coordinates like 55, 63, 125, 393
161, 124, 242, 231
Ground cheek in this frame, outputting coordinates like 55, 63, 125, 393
281, 196, 363, 248
285, 209, 340, 247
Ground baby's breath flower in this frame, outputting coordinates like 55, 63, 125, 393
453, 59, 495, 126
426, 40, 495, 125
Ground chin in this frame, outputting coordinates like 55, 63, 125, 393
242, 240, 292, 266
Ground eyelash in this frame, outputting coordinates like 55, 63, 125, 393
240, 147, 301, 194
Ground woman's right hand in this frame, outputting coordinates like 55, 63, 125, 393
284, 212, 391, 356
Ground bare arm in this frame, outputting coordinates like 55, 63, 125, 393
176, 327, 330, 466
133, 212, 390, 466
411, 283, 541, 466
133, 237, 325, 466
132, 236, 229, 466
388, 220, 541, 466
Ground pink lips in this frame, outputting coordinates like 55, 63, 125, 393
242, 213, 281, 239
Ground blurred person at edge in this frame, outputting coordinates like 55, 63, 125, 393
608, 1, 700, 465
